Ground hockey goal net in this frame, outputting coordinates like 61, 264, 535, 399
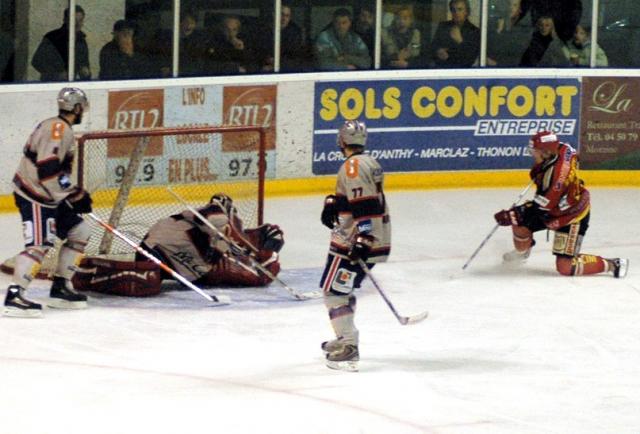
2, 125, 267, 278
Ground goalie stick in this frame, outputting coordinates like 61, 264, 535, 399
357, 259, 428, 325
166, 187, 321, 301
462, 180, 535, 270
85, 212, 231, 305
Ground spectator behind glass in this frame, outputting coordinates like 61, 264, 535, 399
430, 0, 480, 68
567, 25, 608, 67
516, 0, 582, 42
207, 15, 257, 74
381, 7, 422, 68
521, 16, 569, 67
353, 7, 375, 59
178, 11, 216, 76
487, 0, 530, 66
99, 20, 154, 80
314, 8, 371, 71
260, 5, 307, 72
32, 5, 91, 81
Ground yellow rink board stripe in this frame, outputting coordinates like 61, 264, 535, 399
0, 170, 637, 213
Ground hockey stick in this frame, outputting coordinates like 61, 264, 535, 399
461, 180, 535, 270
85, 212, 231, 305
357, 259, 428, 325
166, 187, 321, 300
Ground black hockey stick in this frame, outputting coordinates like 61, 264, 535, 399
166, 187, 321, 300
462, 180, 535, 270
86, 212, 231, 305
357, 259, 428, 325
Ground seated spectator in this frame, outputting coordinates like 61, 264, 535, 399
31, 5, 91, 81
430, 0, 480, 68
99, 20, 154, 80
487, 0, 531, 66
354, 6, 375, 59
314, 8, 371, 71
381, 6, 422, 68
521, 16, 570, 67
207, 15, 257, 74
566, 24, 608, 67
178, 11, 217, 76
516, 0, 582, 42
260, 5, 307, 72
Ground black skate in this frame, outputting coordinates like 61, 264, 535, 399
611, 258, 629, 279
321, 337, 345, 355
326, 344, 359, 372
47, 277, 88, 309
3, 285, 42, 318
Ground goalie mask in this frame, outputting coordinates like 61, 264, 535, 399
337, 120, 367, 150
210, 193, 236, 217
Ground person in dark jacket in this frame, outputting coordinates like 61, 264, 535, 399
32, 5, 91, 81
430, 0, 480, 68
99, 20, 154, 80
516, 0, 582, 42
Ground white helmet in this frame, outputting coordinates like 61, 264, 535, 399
337, 120, 367, 148
57, 87, 88, 112
209, 193, 236, 217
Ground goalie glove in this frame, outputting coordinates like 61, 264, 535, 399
348, 234, 374, 263
260, 224, 284, 252
321, 195, 338, 229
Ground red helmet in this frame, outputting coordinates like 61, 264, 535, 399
529, 131, 559, 152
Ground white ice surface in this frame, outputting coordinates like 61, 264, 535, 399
1, 188, 639, 434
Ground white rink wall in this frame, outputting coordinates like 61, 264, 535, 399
1, 68, 639, 197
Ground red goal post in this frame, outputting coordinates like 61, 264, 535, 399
1, 125, 268, 279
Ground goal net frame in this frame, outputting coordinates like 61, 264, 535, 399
1, 124, 267, 280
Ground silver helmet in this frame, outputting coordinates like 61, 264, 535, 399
337, 120, 367, 148
57, 87, 88, 112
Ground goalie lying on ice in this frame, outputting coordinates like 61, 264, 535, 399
72, 194, 284, 296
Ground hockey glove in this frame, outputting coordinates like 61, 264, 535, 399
348, 234, 374, 263
494, 202, 531, 226
261, 224, 284, 252
66, 189, 93, 214
321, 195, 338, 229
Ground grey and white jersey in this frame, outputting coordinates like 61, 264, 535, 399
331, 152, 391, 262
13, 116, 78, 207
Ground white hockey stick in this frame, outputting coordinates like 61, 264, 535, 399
86, 212, 231, 305
462, 180, 535, 270
357, 259, 428, 325
166, 187, 321, 300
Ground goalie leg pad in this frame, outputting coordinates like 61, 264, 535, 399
72, 257, 162, 297
197, 253, 280, 287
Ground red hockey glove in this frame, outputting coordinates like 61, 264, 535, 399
66, 189, 93, 214
321, 195, 338, 229
494, 203, 532, 226
348, 234, 374, 262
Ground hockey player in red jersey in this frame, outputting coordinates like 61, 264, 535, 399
319, 120, 391, 371
72, 194, 284, 296
3, 87, 92, 318
494, 131, 628, 277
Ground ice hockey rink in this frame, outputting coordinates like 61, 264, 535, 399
0, 187, 639, 434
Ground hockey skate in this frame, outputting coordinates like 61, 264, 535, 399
321, 337, 345, 355
611, 258, 629, 279
47, 277, 88, 309
502, 248, 531, 264
326, 344, 359, 372
3, 285, 42, 318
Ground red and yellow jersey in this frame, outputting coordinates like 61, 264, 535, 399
330, 152, 391, 262
13, 116, 78, 206
531, 143, 590, 229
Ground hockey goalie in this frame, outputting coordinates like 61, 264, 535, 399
72, 194, 284, 296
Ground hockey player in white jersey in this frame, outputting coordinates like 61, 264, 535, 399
3, 87, 93, 318
319, 120, 391, 371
